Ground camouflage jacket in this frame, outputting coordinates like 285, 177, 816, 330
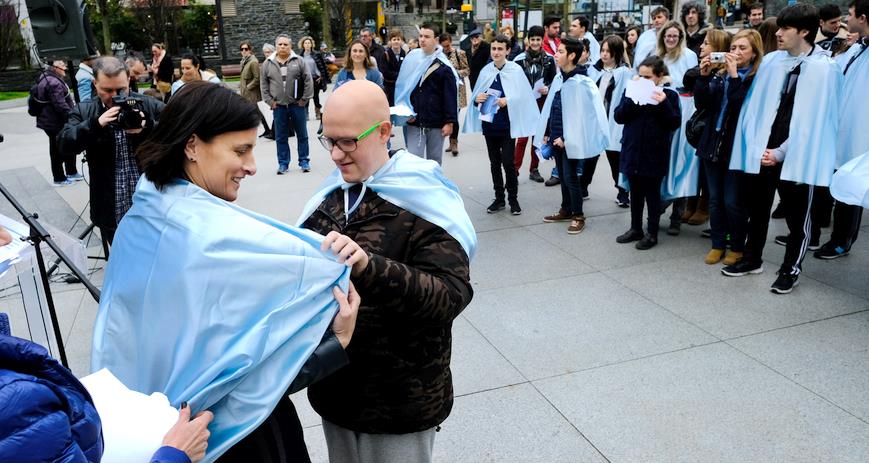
304, 187, 473, 434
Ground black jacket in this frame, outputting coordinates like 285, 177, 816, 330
409, 62, 458, 128
693, 72, 754, 163
369, 41, 387, 77
58, 95, 164, 229
468, 41, 491, 88
34, 70, 74, 132
305, 51, 331, 87
514, 49, 557, 88
614, 87, 682, 177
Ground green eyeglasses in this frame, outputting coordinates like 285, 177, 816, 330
318, 121, 385, 152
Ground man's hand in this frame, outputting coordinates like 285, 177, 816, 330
296, 99, 306, 107
539, 85, 549, 95
271, 102, 277, 110
161, 404, 213, 463
761, 149, 778, 166
321, 231, 370, 276
98, 106, 122, 127
496, 97, 507, 108
441, 123, 452, 137
553, 137, 565, 148
331, 283, 360, 348
475, 93, 488, 104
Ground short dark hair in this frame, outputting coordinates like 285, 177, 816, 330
639, 55, 669, 76
491, 34, 511, 48
562, 37, 585, 65
93, 56, 128, 80
777, 3, 820, 45
651, 6, 670, 18
852, 0, 869, 21
574, 15, 590, 30
527, 25, 545, 38
438, 32, 451, 44
818, 3, 842, 21
420, 22, 440, 36
544, 15, 561, 28
180, 54, 202, 70
749, 2, 764, 12
138, 82, 260, 189
680, 1, 707, 28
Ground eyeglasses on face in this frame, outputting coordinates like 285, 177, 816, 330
240, 47, 250, 51
318, 121, 385, 152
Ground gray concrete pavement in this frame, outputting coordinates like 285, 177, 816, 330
2, 96, 868, 462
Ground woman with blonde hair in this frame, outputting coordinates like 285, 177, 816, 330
499, 24, 523, 59
655, 20, 698, 87
693, 29, 763, 265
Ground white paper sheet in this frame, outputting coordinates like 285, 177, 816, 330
625, 78, 662, 106
531, 78, 545, 100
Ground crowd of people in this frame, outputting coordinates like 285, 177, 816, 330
6, 1, 867, 462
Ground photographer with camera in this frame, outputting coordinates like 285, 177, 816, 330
59, 56, 164, 245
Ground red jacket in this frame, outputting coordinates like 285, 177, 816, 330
542, 36, 561, 57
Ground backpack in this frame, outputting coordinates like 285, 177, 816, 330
27, 73, 52, 117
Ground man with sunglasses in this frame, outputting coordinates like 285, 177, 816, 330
297, 80, 475, 462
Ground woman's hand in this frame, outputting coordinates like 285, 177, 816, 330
761, 149, 778, 166
475, 93, 488, 104
331, 283, 360, 348
496, 97, 507, 108
161, 404, 213, 463
699, 56, 712, 76
651, 90, 667, 103
0, 226, 12, 246
321, 231, 370, 276
725, 52, 738, 78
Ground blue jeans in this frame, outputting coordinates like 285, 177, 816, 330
274, 104, 309, 169
704, 158, 742, 250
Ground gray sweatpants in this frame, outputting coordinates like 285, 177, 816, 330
322, 419, 436, 463
403, 125, 445, 165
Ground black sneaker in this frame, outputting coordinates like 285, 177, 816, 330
774, 234, 820, 251
721, 260, 763, 277
635, 234, 658, 250
529, 169, 545, 183
544, 176, 561, 187
701, 228, 712, 238
813, 242, 850, 260
616, 229, 644, 243
615, 190, 629, 208
581, 187, 590, 200
509, 200, 522, 215
770, 272, 799, 294
771, 202, 786, 219
487, 199, 506, 214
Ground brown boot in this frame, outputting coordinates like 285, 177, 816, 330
688, 196, 709, 225
681, 197, 697, 223
315, 107, 322, 120
449, 139, 458, 156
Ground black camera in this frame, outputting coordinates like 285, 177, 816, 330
110, 92, 146, 130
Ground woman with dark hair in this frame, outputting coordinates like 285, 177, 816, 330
624, 26, 642, 65
334, 40, 384, 89
91, 81, 360, 462
757, 16, 780, 54
299, 36, 330, 120
170, 54, 220, 97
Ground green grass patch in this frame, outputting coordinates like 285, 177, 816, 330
0, 92, 28, 101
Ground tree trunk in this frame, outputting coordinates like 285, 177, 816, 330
97, 0, 111, 54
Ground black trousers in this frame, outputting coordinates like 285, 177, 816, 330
449, 119, 460, 143
628, 174, 664, 237
737, 165, 781, 264
778, 180, 815, 275
580, 150, 622, 189
830, 202, 863, 249
485, 135, 517, 201
217, 393, 311, 463
258, 107, 271, 133
45, 129, 77, 182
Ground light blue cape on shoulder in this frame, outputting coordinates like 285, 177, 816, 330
664, 49, 699, 88
463, 60, 540, 139
596, 66, 632, 151
730, 50, 842, 186
533, 71, 610, 160
297, 150, 477, 260
91, 178, 349, 462
831, 150, 869, 208
836, 43, 869, 167
392, 46, 460, 123
633, 29, 658, 69
663, 92, 700, 200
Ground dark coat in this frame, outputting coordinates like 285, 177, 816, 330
304, 51, 331, 88
693, 72, 755, 163
58, 95, 164, 230
304, 187, 473, 434
369, 41, 387, 78
35, 70, 74, 132
381, 47, 406, 106
408, 62, 458, 128
0, 335, 103, 463
614, 87, 682, 177
468, 41, 491, 88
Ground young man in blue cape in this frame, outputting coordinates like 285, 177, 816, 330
633, 6, 670, 69
464, 34, 540, 216
815, 0, 869, 260
392, 22, 459, 166
298, 80, 476, 462
568, 16, 601, 64
723, 3, 843, 294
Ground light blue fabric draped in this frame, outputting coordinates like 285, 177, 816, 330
392, 46, 460, 124
532, 71, 609, 160
600, 66, 632, 151
463, 61, 540, 139
663, 93, 700, 200
91, 178, 349, 462
297, 150, 477, 260
664, 49, 699, 88
730, 50, 842, 186
836, 43, 869, 168
633, 29, 658, 68
831, 151, 869, 208
585, 31, 601, 64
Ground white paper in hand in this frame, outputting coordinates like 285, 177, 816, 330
625, 78, 659, 106
80, 369, 179, 463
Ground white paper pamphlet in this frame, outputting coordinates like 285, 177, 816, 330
625, 78, 662, 106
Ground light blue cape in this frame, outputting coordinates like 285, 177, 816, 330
597, 66, 632, 151
663, 93, 700, 200
633, 29, 658, 69
533, 70, 610, 160
664, 49, 699, 88
836, 43, 869, 167
585, 31, 601, 64
831, 151, 869, 208
730, 50, 842, 186
463, 60, 540, 139
392, 46, 460, 123
91, 178, 349, 462
297, 150, 477, 261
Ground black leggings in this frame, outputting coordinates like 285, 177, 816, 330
628, 175, 664, 237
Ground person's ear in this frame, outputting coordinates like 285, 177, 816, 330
379, 121, 392, 142
184, 134, 199, 162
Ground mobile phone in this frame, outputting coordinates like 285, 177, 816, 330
710, 52, 726, 63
